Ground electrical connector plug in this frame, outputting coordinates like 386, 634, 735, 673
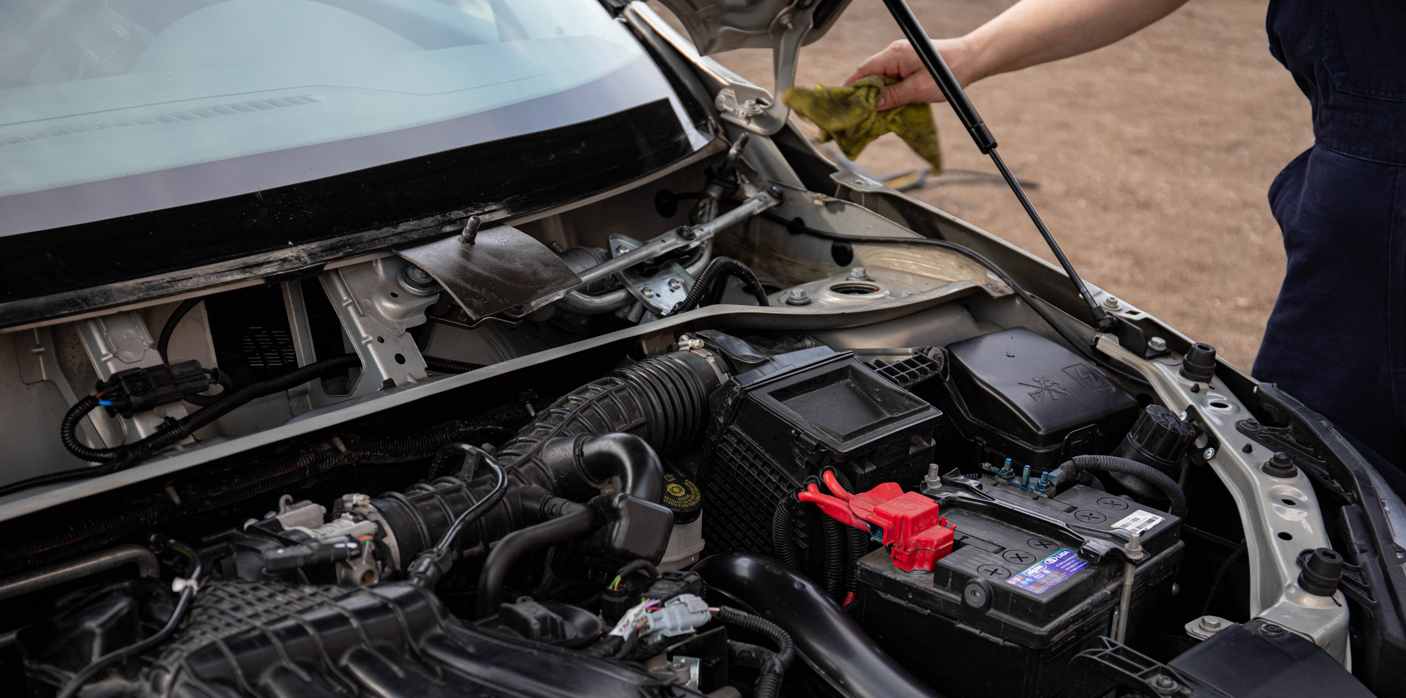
640, 594, 711, 641
96, 360, 217, 417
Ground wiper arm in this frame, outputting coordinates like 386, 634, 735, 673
881, 0, 1111, 330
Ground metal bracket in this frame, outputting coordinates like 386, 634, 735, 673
398, 224, 580, 323
1095, 335, 1349, 662
610, 235, 695, 317
714, 6, 811, 135
318, 258, 436, 396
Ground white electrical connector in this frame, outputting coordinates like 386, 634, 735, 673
641, 594, 711, 641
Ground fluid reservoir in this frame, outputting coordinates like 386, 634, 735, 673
659, 471, 704, 570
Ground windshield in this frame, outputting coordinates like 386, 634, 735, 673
0, 0, 705, 235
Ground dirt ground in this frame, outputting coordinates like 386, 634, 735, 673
695, 0, 1310, 370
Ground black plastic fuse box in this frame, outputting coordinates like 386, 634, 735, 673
935, 328, 1139, 468
853, 473, 1183, 698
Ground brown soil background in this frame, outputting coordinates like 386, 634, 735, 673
667, 0, 1311, 370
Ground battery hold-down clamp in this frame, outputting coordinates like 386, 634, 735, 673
798, 470, 955, 572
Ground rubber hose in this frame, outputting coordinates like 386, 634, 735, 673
497, 351, 722, 491
716, 606, 794, 698
820, 517, 844, 601
697, 554, 943, 698
771, 495, 799, 570
1061, 454, 1188, 517
536, 433, 665, 503
673, 256, 770, 314
475, 499, 597, 618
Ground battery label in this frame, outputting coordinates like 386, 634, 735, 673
1005, 547, 1089, 595
1112, 509, 1164, 536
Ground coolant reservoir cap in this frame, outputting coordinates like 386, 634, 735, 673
663, 471, 702, 524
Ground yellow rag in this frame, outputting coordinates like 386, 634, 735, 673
783, 76, 943, 172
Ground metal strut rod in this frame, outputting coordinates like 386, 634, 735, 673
880, 0, 1110, 329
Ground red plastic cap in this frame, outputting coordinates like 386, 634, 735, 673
801, 476, 955, 573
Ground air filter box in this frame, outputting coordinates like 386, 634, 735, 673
937, 328, 1138, 468
704, 347, 942, 556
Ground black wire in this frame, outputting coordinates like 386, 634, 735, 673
56, 540, 203, 698
429, 444, 508, 558
764, 212, 1149, 388
14, 355, 361, 499
59, 396, 119, 464
156, 298, 202, 364
672, 256, 770, 314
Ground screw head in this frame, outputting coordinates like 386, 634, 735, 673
1151, 674, 1178, 693
1202, 447, 1217, 461
1103, 296, 1121, 310
848, 266, 870, 281
785, 288, 811, 306
1200, 616, 1224, 631
640, 287, 654, 298
1148, 336, 1168, 353
667, 278, 683, 291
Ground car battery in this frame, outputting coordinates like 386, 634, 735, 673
852, 472, 1183, 698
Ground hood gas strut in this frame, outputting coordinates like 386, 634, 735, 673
881, 0, 1111, 330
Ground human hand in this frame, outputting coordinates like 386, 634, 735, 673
845, 37, 979, 111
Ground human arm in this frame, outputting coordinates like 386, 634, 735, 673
849, 0, 1190, 110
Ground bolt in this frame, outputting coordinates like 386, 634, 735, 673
459, 215, 482, 245
1199, 616, 1224, 631
640, 287, 654, 298
1151, 674, 1178, 693
848, 266, 870, 281
1148, 336, 1167, 353
1259, 622, 1285, 637
399, 265, 438, 296
785, 288, 812, 306
1125, 531, 1144, 558
403, 265, 433, 286
667, 278, 683, 291
1103, 296, 1121, 310
1202, 447, 1217, 461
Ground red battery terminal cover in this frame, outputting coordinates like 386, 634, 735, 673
796, 470, 955, 572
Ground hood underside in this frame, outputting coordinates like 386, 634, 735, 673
654, 0, 853, 55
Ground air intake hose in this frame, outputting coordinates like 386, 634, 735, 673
497, 350, 723, 490
373, 350, 725, 570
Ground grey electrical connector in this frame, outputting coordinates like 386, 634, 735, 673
641, 594, 711, 641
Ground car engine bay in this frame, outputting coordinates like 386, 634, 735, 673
0, 128, 1381, 697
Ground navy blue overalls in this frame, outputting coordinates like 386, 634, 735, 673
1255, 1, 1406, 468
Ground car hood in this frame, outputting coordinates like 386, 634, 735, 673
654, 0, 852, 55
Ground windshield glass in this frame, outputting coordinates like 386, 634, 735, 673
0, 0, 702, 235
